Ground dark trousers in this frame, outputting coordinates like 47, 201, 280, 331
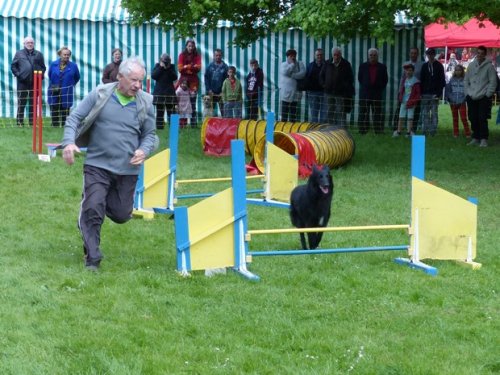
281, 101, 298, 122
211, 93, 224, 117
190, 94, 198, 126
155, 101, 176, 129
78, 165, 138, 262
50, 101, 69, 127
17, 88, 33, 126
247, 94, 259, 120
467, 96, 491, 140
358, 98, 384, 133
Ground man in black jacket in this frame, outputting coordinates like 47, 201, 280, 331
357, 48, 388, 134
305, 48, 326, 123
419, 48, 446, 136
320, 47, 355, 127
11, 36, 46, 127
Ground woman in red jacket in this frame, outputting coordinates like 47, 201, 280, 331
177, 39, 202, 127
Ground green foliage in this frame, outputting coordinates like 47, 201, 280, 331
122, 0, 500, 46
0, 109, 499, 373
122, 0, 292, 47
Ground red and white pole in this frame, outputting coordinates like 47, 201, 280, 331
32, 71, 44, 154
37, 71, 43, 153
32, 71, 39, 153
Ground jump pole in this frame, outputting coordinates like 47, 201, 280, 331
157, 114, 265, 212
244, 136, 473, 276
223, 139, 410, 279
137, 112, 292, 216
174, 111, 284, 205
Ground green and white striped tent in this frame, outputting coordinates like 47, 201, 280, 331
0, 0, 424, 124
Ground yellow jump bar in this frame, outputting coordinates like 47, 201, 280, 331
248, 224, 410, 235
177, 174, 264, 184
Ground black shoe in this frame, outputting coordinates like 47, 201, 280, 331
85, 256, 102, 271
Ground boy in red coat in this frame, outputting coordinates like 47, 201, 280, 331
394, 64, 421, 137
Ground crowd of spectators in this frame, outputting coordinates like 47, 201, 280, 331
10, 36, 499, 145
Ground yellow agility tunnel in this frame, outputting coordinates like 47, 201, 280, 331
235, 119, 325, 155
201, 117, 355, 175
253, 126, 355, 175
201, 117, 326, 156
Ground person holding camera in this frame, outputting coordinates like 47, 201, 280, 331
152, 53, 177, 129
47, 46, 80, 127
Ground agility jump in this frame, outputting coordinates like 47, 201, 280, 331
133, 113, 298, 218
174, 137, 481, 280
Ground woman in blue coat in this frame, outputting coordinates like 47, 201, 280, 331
48, 46, 80, 127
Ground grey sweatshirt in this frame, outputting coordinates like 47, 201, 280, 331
62, 85, 156, 175
464, 59, 497, 100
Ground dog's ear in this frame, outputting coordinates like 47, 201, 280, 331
313, 164, 324, 174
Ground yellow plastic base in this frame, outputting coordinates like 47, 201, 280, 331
133, 209, 155, 220
456, 260, 482, 270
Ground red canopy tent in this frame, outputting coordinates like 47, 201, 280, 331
425, 18, 500, 48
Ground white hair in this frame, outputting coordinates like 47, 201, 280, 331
332, 47, 342, 55
118, 56, 146, 76
23, 36, 35, 44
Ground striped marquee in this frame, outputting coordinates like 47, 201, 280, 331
0, 0, 424, 123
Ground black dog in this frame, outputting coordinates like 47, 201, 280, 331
289, 165, 333, 250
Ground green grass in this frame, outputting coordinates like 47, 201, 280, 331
0, 106, 499, 374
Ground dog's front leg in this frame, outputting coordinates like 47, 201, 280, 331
299, 232, 308, 250
312, 231, 324, 249
308, 232, 320, 250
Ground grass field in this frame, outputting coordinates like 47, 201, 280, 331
0, 107, 499, 374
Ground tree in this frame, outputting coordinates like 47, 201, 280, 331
121, 0, 500, 47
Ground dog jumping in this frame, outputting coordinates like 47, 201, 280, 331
289, 165, 333, 250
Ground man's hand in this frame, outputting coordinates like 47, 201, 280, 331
62, 144, 81, 165
130, 149, 146, 165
